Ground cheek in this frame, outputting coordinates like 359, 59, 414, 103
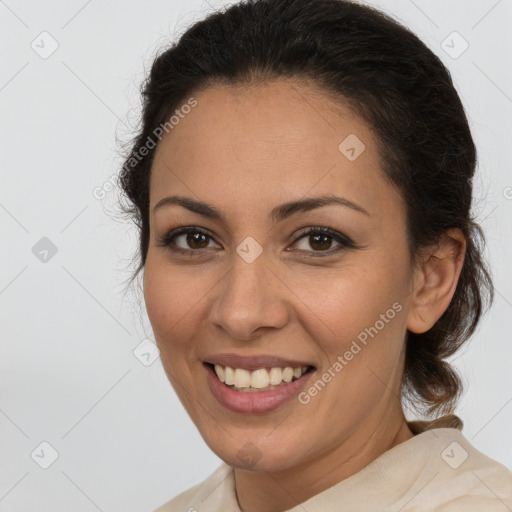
287, 261, 406, 353
143, 253, 228, 363
295, 269, 408, 410
143, 239, 410, 360
143, 256, 200, 348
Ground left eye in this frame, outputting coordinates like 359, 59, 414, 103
294, 229, 347, 252
158, 226, 353, 256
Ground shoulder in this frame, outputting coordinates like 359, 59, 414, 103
402, 427, 512, 511
153, 481, 203, 512
152, 462, 235, 512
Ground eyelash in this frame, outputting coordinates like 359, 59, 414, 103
156, 226, 355, 258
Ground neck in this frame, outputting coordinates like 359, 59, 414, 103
233, 409, 414, 512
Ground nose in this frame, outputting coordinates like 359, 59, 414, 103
209, 249, 290, 341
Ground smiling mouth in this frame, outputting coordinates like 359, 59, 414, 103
206, 363, 315, 393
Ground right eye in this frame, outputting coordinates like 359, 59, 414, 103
157, 227, 221, 255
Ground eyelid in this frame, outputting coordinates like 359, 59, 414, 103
158, 226, 220, 252
293, 226, 355, 248
158, 225, 355, 255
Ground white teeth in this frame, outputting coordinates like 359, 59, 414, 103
212, 364, 310, 390
224, 366, 235, 385
251, 369, 270, 389
282, 367, 294, 383
214, 364, 225, 383
233, 369, 251, 388
269, 367, 283, 386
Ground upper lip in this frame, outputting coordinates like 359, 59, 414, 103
203, 353, 315, 372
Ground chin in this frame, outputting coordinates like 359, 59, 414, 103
207, 436, 304, 473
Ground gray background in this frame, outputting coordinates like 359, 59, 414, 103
1, 0, 511, 510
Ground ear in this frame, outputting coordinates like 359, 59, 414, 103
406, 228, 466, 334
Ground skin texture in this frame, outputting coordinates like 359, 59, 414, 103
143, 79, 466, 512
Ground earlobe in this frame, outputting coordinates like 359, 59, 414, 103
406, 228, 466, 334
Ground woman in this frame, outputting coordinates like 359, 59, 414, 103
117, 0, 512, 510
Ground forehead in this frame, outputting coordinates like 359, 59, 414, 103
149, 79, 401, 221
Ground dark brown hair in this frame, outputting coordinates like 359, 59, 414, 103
117, 0, 494, 417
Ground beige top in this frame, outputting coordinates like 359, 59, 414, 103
154, 415, 512, 511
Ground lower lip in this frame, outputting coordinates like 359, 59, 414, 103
204, 363, 316, 414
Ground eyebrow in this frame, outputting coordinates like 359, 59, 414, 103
152, 194, 370, 223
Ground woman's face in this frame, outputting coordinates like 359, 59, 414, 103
144, 80, 418, 472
